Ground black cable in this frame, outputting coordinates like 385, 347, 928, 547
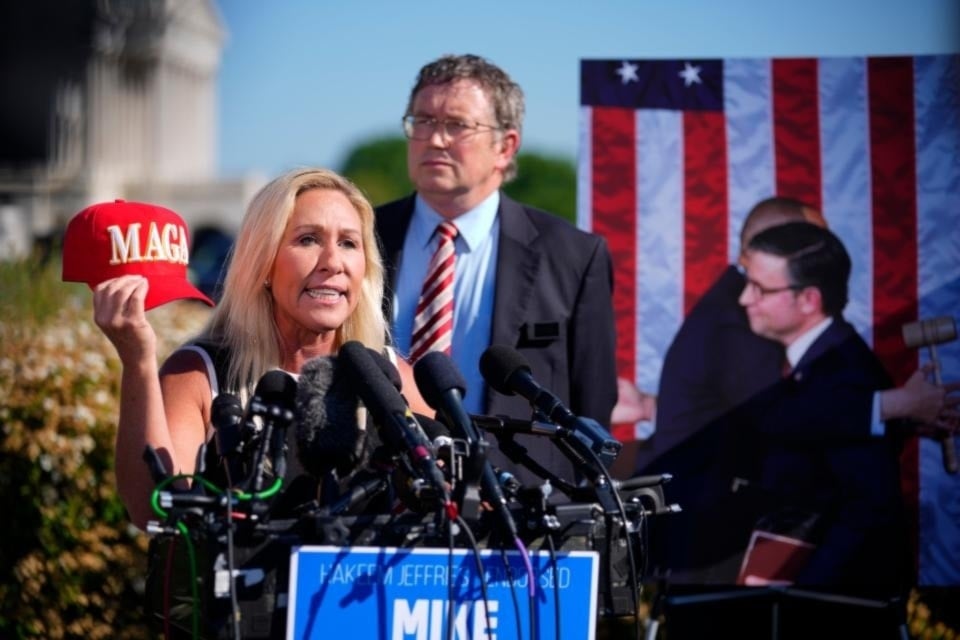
455, 514, 494, 640
544, 533, 560, 640
499, 547, 525, 640
447, 522, 455, 640
580, 447, 643, 640
163, 535, 177, 640
214, 425, 242, 640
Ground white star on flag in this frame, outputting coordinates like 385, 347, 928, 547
678, 62, 702, 87
616, 60, 639, 84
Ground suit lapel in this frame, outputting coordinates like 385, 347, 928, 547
490, 195, 541, 349
375, 195, 416, 320
792, 319, 854, 377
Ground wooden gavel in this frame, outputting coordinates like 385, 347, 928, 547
902, 316, 958, 474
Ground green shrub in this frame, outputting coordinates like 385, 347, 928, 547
0, 253, 83, 324
0, 256, 209, 639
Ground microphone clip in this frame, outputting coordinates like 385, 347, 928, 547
448, 438, 488, 522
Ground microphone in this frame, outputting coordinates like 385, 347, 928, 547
295, 356, 367, 478
414, 351, 519, 538
338, 342, 456, 517
211, 392, 244, 460
417, 413, 454, 451
248, 370, 297, 490
366, 347, 402, 389
470, 413, 562, 437
614, 473, 673, 491
479, 345, 622, 468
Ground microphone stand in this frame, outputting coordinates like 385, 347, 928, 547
494, 433, 580, 494
450, 438, 487, 523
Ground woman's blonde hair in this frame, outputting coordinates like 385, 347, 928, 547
199, 168, 386, 397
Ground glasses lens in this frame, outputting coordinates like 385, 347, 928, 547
403, 116, 436, 140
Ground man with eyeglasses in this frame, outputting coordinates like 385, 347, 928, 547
732, 221, 915, 597
375, 54, 617, 490
633, 197, 828, 582
636, 198, 956, 587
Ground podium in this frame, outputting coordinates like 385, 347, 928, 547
288, 546, 600, 639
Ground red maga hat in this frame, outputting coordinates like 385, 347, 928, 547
62, 199, 215, 310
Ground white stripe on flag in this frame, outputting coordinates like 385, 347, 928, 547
915, 54, 960, 586
636, 109, 684, 397
819, 56, 874, 343
577, 106, 593, 232
724, 58, 776, 259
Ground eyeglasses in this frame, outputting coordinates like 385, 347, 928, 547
744, 278, 804, 298
402, 115, 502, 141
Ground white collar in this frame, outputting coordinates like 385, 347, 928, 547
786, 316, 834, 368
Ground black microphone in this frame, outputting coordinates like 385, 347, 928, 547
414, 351, 519, 538
417, 413, 454, 451
366, 347, 402, 389
315, 476, 390, 517
479, 345, 622, 468
211, 392, 244, 459
470, 413, 562, 437
614, 473, 673, 490
248, 370, 297, 490
338, 342, 455, 517
295, 356, 368, 478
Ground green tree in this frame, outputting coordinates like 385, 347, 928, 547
340, 136, 577, 223
505, 152, 577, 224
339, 137, 412, 206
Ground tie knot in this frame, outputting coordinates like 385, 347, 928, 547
781, 356, 792, 378
437, 221, 458, 241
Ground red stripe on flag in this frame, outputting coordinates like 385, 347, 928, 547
869, 58, 919, 383
591, 107, 637, 441
868, 56, 920, 576
683, 111, 729, 314
773, 59, 822, 209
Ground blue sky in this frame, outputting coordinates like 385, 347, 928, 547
216, 0, 959, 180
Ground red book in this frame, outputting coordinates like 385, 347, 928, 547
737, 529, 816, 586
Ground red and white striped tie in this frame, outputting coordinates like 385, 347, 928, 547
410, 221, 458, 362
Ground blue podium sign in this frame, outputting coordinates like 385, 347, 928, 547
286, 545, 599, 640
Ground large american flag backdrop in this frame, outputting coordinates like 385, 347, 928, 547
577, 56, 960, 585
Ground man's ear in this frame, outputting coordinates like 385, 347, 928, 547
495, 129, 521, 168
797, 286, 823, 315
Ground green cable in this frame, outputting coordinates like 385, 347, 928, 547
176, 520, 200, 640
149, 474, 284, 518
233, 477, 283, 501
146, 472, 284, 639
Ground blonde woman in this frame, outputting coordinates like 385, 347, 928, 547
94, 168, 429, 529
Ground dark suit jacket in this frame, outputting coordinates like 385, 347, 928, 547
643, 265, 783, 474
375, 193, 618, 487
645, 312, 908, 591
740, 318, 908, 593
637, 266, 785, 581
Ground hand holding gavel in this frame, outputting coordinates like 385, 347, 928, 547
902, 316, 960, 473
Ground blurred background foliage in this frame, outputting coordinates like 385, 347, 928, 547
1, 139, 956, 638
0, 254, 211, 638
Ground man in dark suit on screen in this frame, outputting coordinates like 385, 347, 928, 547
375, 54, 617, 488
734, 221, 909, 592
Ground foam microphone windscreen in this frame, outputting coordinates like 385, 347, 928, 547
416, 413, 451, 443
413, 351, 468, 411
254, 369, 299, 404
365, 347, 402, 390
295, 356, 366, 478
479, 344, 529, 396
